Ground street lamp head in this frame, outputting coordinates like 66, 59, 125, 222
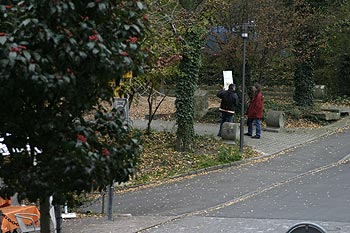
241, 23, 249, 38
241, 21, 256, 39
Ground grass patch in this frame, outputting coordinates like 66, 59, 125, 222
218, 146, 242, 163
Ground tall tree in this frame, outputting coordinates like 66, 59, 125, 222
200, 0, 295, 88
175, 22, 204, 151
0, 0, 148, 231
314, 0, 350, 96
128, 0, 183, 134
292, 0, 326, 106
143, 0, 205, 151
175, 0, 205, 151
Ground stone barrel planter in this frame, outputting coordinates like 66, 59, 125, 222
264, 110, 285, 132
221, 122, 240, 140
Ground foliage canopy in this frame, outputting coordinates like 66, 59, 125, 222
0, 0, 148, 205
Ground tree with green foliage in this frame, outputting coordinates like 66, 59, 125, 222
292, 0, 327, 106
142, 0, 205, 151
200, 0, 295, 88
314, 0, 350, 97
175, 23, 204, 151
127, 0, 183, 134
174, 1, 205, 151
0, 1, 148, 232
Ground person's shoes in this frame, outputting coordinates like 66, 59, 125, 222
244, 133, 252, 136
251, 135, 260, 139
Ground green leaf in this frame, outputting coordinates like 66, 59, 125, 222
131, 25, 141, 33
0, 36, 7, 45
23, 51, 31, 60
45, 29, 53, 40
87, 2, 96, 8
80, 22, 88, 29
62, 3, 68, 10
17, 55, 26, 63
92, 48, 99, 54
79, 51, 88, 59
21, 19, 31, 27
69, 38, 77, 45
129, 43, 137, 50
123, 56, 131, 65
87, 42, 95, 49
33, 52, 41, 61
136, 2, 144, 10
50, 5, 57, 14
74, 55, 81, 63
53, 34, 64, 45
68, 2, 75, 10
98, 3, 107, 11
63, 76, 70, 83
9, 52, 17, 61
29, 64, 36, 72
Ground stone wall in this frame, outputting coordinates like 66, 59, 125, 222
194, 89, 209, 120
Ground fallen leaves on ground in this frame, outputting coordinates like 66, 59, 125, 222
126, 131, 260, 187
285, 117, 323, 128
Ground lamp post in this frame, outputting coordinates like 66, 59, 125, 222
240, 23, 249, 153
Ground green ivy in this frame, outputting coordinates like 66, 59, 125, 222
293, 61, 315, 107
292, 1, 320, 107
175, 26, 204, 151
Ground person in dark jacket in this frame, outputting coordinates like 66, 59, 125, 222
245, 82, 263, 139
217, 83, 239, 137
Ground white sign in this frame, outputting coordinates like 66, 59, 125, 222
0, 137, 8, 155
223, 70, 233, 90
112, 98, 129, 122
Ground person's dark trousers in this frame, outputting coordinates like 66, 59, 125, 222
218, 112, 233, 137
247, 118, 261, 138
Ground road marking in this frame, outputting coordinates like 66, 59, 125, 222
340, 153, 350, 162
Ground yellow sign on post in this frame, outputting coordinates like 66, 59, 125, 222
109, 71, 133, 98
122, 71, 133, 79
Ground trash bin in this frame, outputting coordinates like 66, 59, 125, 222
286, 222, 327, 233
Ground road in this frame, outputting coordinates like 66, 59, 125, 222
114, 129, 350, 233
63, 128, 350, 233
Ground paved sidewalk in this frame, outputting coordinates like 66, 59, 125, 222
131, 116, 350, 156
62, 116, 350, 233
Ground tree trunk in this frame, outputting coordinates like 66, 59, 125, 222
175, 26, 203, 152
40, 196, 51, 233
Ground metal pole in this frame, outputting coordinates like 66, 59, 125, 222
240, 36, 247, 153
108, 183, 114, 221
54, 205, 62, 233
101, 189, 105, 214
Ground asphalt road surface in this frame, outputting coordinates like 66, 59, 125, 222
114, 129, 350, 233
64, 129, 350, 233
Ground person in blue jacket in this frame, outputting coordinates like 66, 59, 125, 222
217, 83, 239, 137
